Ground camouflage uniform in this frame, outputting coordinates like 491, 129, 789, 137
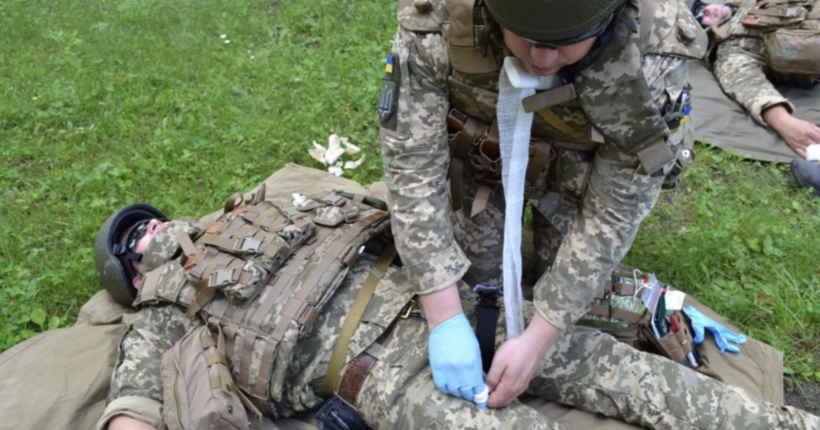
381, 0, 704, 332
101, 250, 820, 429
711, 0, 799, 125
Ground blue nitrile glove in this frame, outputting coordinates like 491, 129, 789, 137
428, 313, 488, 408
682, 306, 748, 354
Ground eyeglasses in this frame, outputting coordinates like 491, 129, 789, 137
523, 16, 611, 50
115, 219, 151, 262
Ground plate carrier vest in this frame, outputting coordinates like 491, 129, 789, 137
136, 189, 391, 404
716, 0, 820, 79
399, 0, 706, 179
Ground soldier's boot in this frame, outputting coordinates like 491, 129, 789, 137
791, 159, 820, 197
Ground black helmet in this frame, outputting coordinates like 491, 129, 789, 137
484, 0, 626, 42
94, 204, 166, 307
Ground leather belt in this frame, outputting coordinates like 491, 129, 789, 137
336, 297, 417, 405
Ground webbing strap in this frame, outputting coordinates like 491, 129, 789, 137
640, 0, 657, 46
322, 245, 398, 396
522, 84, 578, 113
636, 140, 676, 175
449, 0, 476, 47
537, 108, 597, 145
251, 210, 387, 398
237, 227, 334, 395
587, 304, 644, 325
186, 280, 217, 318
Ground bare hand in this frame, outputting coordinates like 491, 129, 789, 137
485, 314, 561, 408
764, 105, 820, 159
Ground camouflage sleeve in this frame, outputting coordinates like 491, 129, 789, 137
98, 303, 200, 429
532, 55, 688, 332
380, 27, 471, 294
713, 36, 795, 125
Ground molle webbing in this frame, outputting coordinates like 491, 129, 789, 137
136, 190, 391, 403
447, 0, 499, 74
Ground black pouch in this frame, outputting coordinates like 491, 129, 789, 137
316, 397, 372, 430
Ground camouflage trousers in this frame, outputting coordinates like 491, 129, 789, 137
107, 258, 819, 429
347, 281, 820, 430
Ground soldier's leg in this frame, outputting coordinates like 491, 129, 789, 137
351, 315, 566, 430
451, 164, 506, 287
527, 323, 820, 430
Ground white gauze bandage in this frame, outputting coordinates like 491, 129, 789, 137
497, 57, 560, 338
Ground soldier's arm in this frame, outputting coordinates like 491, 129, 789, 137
97, 304, 199, 430
713, 36, 794, 125
532, 55, 690, 334
380, 27, 470, 300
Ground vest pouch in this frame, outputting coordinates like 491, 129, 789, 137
742, 1, 810, 29
161, 324, 254, 430
765, 27, 820, 77
639, 310, 697, 368
214, 261, 270, 304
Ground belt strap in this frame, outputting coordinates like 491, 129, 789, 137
473, 285, 501, 373
336, 297, 416, 405
322, 245, 398, 396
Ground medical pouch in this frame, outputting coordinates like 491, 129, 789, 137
161, 324, 259, 430
765, 27, 820, 77
579, 270, 699, 369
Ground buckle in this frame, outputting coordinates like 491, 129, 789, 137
235, 237, 261, 253
343, 206, 359, 223
400, 298, 418, 319
473, 284, 501, 297
209, 269, 235, 288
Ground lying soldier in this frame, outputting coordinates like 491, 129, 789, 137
694, 0, 820, 196
94, 190, 820, 430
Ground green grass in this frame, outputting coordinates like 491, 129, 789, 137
1, 0, 819, 382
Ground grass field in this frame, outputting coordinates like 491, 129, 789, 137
1, 0, 819, 382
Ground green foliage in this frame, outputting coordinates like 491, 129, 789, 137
627, 147, 820, 381
1, 0, 818, 383
0, 0, 395, 351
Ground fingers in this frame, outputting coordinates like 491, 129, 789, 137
485, 354, 506, 390
487, 380, 516, 409
459, 386, 475, 402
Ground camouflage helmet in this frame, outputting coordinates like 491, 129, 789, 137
484, 0, 626, 42
94, 204, 166, 307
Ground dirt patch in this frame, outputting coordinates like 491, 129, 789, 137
785, 377, 820, 415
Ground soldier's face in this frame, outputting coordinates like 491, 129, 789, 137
130, 219, 167, 271
700, 5, 733, 27
501, 28, 598, 76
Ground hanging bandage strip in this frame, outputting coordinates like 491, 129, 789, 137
497, 57, 560, 338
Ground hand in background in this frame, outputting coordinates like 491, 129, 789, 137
764, 105, 820, 159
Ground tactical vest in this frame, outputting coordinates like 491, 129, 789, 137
398, 0, 706, 173
715, 0, 820, 79
135, 190, 391, 406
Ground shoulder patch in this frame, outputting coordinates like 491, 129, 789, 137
397, 0, 449, 32
378, 54, 400, 130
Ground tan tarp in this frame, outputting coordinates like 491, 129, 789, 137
0, 164, 784, 430
689, 60, 820, 163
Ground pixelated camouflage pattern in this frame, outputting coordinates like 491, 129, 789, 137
107, 303, 201, 409
134, 201, 391, 411
349, 281, 820, 430
138, 219, 203, 276
384, 0, 701, 330
712, 0, 801, 125
109, 252, 820, 429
